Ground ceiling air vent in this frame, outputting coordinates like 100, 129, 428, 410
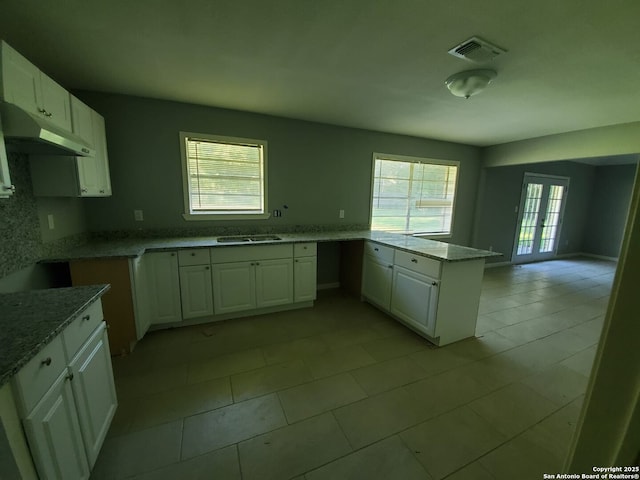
448, 36, 506, 63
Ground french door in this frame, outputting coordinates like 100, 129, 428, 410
512, 174, 569, 263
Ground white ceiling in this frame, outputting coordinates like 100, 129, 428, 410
1, 0, 639, 147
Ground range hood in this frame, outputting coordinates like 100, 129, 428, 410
0, 102, 95, 157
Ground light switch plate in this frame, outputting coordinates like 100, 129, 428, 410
47, 214, 55, 229
339, 209, 345, 219
134, 210, 144, 221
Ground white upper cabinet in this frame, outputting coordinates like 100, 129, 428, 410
29, 96, 112, 197
0, 41, 72, 131
75, 101, 111, 196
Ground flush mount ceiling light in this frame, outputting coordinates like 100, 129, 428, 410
445, 69, 497, 99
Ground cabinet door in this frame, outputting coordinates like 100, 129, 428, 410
23, 370, 89, 480
212, 262, 256, 314
90, 111, 112, 196
39, 72, 72, 131
69, 324, 117, 468
76, 110, 111, 197
0, 121, 13, 198
390, 265, 438, 337
70, 96, 94, 144
256, 259, 293, 308
130, 256, 151, 340
294, 256, 317, 302
362, 255, 393, 310
146, 252, 182, 324
1, 41, 42, 116
180, 265, 214, 319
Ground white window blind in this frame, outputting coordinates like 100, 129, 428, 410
183, 134, 266, 215
371, 155, 459, 234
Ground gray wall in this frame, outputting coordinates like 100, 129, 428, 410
0, 152, 84, 291
77, 92, 482, 246
583, 164, 637, 258
473, 161, 596, 263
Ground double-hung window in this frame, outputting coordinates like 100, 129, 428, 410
180, 132, 268, 220
370, 153, 459, 235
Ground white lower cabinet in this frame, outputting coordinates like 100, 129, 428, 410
255, 259, 294, 308
212, 261, 256, 314
180, 265, 214, 319
23, 370, 89, 480
146, 251, 182, 325
361, 241, 485, 346
68, 324, 117, 468
293, 243, 317, 303
390, 265, 438, 337
178, 249, 214, 320
361, 255, 393, 310
13, 298, 117, 480
137, 243, 316, 326
212, 258, 293, 314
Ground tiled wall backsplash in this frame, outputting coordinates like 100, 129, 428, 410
0, 153, 42, 278
0, 153, 87, 279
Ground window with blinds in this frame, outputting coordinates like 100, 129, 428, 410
370, 154, 459, 235
180, 133, 267, 217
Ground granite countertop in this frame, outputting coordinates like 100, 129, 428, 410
0, 284, 110, 387
44, 230, 501, 263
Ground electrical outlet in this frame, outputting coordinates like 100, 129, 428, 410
47, 214, 55, 230
339, 209, 345, 219
134, 210, 144, 221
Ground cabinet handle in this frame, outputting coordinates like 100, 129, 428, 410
81, 188, 88, 193
432, 281, 438, 286
65, 373, 74, 381
41, 357, 52, 367
374, 247, 379, 251
255, 262, 260, 266
99, 189, 105, 194
45, 112, 52, 117
191, 252, 196, 256
38, 107, 46, 114
388, 265, 393, 268
3, 185, 16, 192
295, 259, 298, 263
411, 258, 418, 263
171, 253, 175, 256
205, 266, 210, 270
82, 314, 91, 321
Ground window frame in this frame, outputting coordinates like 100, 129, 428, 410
180, 131, 269, 221
369, 152, 460, 238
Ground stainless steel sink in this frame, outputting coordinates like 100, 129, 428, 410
216, 234, 281, 243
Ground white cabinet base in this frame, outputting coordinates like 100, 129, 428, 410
23, 371, 89, 480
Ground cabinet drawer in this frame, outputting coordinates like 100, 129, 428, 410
62, 299, 104, 361
364, 242, 395, 264
178, 248, 211, 266
294, 243, 317, 257
394, 250, 441, 278
14, 335, 66, 414
210, 244, 293, 263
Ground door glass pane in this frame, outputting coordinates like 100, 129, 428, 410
539, 185, 565, 253
516, 183, 543, 255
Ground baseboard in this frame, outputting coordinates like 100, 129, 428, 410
484, 261, 512, 269
317, 282, 341, 290
576, 252, 619, 262
485, 253, 618, 269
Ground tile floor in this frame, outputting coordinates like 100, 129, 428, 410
92, 256, 615, 480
